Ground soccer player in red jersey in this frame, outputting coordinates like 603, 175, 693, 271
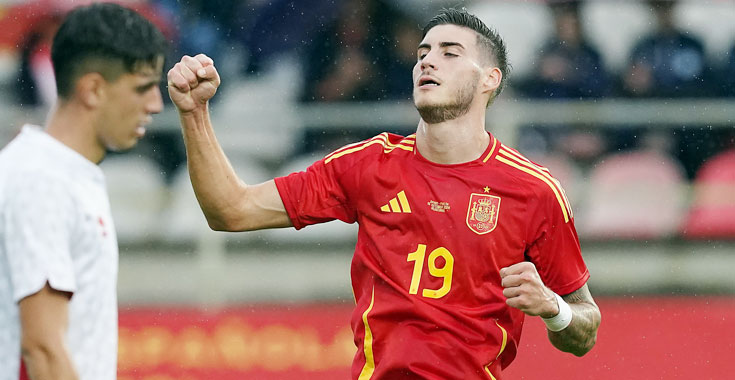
168, 8, 601, 380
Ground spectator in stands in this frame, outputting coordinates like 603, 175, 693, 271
619, 0, 712, 98
151, 0, 238, 54
516, 1, 609, 173
298, 0, 419, 153
373, 8, 423, 102
520, 0, 610, 99
300, 0, 422, 103
242, 0, 339, 76
300, 0, 382, 103
618, 0, 720, 178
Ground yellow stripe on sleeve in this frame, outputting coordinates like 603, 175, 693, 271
326, 137, 388, 164
498, 147, 573, 215
497, 148, 573, 220
556, 179, 574, 219
495, 155, 570, 223
500, 144, 552, 174
324, 133, 386, 160
324, 133, 414, 164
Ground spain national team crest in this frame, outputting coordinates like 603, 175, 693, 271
466, 193, 501, 235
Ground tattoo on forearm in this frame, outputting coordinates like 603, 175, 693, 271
547, 284, 601, 356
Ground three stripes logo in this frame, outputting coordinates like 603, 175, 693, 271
380, 190, 412, 213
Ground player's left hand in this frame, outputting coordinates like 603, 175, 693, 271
500, 262, 559, 318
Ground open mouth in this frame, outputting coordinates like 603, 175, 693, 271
419, 77, 440, 88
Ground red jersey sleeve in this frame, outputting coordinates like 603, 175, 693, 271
525, 182, 590, 296
274, 155, 360, 230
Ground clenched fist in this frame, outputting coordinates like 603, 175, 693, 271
167, 54, 220, 113
500, 261, 559, 318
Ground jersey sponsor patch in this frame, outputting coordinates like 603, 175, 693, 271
466, 193, 501, 235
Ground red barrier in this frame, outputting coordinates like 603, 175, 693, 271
118, 303, 354, 380
505, 296, 735, 380
119, 297, 735, 379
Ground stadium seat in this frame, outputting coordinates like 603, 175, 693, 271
676, 1, 735, 59
211, 59, 302, 163
681, 149, 735, 239
577, 149, 688, 240
100, 155, 167, 243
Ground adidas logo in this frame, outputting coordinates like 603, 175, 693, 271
380, 190, 411, 213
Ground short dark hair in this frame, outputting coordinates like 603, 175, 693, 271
422, 8, 510, 101
51, 2, 167, 98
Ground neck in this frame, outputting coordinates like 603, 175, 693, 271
45, 101, 105, 164
415, 105, 490, 165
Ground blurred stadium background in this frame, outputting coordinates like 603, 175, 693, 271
2, 0, 735, 378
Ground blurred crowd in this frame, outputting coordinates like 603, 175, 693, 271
515, 0, 735, 182
0, 0, 735, 165
1, 0, 734, 182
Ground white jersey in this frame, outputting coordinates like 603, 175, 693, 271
0, 125, 118, 380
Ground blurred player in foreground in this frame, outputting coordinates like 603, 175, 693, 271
168, 8, 600, 379
0, 3, 166, 380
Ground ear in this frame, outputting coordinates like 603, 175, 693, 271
481, 67, 502, 96
75, 72, 107, 109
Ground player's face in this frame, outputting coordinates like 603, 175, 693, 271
413, 24, 485, 123
96, 58, 164, 152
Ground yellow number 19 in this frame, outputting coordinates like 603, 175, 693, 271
406, 244, 454, 299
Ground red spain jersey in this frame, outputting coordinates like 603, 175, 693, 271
274, 132, 589, 380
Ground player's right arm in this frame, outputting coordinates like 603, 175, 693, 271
18, 284, 78, 380
167, 54, 291, 231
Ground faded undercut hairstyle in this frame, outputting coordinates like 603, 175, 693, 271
423, 8, 510, 103
51, 2, 167, 99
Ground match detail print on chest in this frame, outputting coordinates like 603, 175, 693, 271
377, 184, 502, 236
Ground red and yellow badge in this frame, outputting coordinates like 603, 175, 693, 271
466, 193, 501, 235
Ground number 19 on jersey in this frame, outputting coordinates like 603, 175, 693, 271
407, 244, 454, 299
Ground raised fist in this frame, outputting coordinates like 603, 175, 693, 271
167, 54, 221, 113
